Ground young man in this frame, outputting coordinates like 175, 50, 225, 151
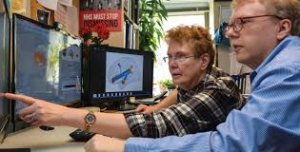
84, 0, 300, 151
4, 26, 243, 139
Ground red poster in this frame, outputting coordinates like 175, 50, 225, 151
79, 10, 122, 32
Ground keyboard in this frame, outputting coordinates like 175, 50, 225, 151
135, 91, 168, 105
69, 128, 96, 142
0, 148, 31, 152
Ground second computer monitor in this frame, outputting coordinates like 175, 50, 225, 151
84, 45, 154, 107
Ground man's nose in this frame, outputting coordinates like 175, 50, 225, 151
225, 27, 238, 39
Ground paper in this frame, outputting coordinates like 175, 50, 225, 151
54, 4, 79, 36
37, 0, 58, 10
66, 5, 79, 35
58, 0, 73, 7
10, 0, 27, 14
54, 4, 67, 26
79, 10, 122, 31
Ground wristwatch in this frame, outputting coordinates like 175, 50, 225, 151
84, 111, 96, 132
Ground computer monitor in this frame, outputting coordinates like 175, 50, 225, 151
0, 0, 11, 139
12, 14, 82, 130
84, 45, 154, 109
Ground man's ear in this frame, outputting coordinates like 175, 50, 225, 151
199, 53, 210, 70
277, 19, 292, 40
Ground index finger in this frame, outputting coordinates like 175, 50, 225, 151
4, 93, 35, 105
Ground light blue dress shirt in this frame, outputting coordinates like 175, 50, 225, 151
125, 36, 300, 152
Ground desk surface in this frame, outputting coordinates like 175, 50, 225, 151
0, 126, 85, 152
0, 107, 104, 152
0, 106, 137, 151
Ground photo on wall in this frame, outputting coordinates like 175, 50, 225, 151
36, 9, 50, 24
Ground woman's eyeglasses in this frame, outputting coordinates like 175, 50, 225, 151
163, 55, 195, 63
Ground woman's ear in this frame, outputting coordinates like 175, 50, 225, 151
199, 53, 210, 70
277, 19, 292, 40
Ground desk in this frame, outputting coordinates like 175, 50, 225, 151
0, 126, 85, 152
0, 107, 102, 152
0, 106, 137, 151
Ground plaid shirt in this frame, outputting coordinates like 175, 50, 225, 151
124, 67, 244, 138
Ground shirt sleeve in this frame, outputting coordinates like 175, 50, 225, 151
124, 64, 300, 151
123, 76, 242, 138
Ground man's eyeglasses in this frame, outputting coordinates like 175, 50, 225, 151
163, 55, 195, 63
225, 14, 283, 37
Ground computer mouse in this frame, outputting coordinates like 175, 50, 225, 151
39, 125, 55, 131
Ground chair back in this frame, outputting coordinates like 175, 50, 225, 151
231, 73, 251, 94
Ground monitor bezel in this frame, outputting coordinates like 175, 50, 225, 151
84, 45, 154, 107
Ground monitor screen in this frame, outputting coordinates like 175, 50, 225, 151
12, 14, 82, 123
84, 45, 154, 107
0, 0, 10, 122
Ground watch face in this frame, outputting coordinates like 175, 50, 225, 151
86, 113, 96, 124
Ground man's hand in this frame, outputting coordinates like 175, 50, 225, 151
4, 93, 70, 126
85, 134, 125, 152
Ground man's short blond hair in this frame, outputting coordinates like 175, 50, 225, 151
232, 0, 300, 36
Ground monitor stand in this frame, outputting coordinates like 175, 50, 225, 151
118, 102, 137, 111
101, 98, 137, 111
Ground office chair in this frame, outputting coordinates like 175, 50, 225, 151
231, 72, 251, 94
